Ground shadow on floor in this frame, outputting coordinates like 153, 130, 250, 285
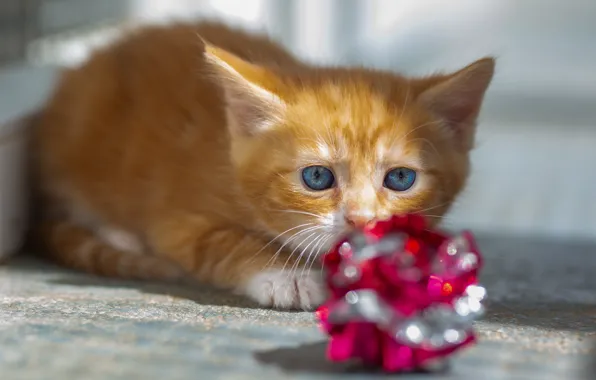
253, 341, 449, 376
49, 275, 264, 309
254, 341, 361, 375
6, 253, 264, 309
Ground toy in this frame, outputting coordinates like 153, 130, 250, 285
315, 214, 486, 372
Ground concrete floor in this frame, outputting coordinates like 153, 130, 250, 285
1, 233, 595, 379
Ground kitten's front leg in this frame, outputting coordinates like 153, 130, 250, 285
148, 214, 326, 310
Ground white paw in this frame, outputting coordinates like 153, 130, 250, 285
98, 227, 142, 253
242, 269, 326, 310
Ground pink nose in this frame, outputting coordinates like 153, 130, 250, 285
345, 215, 375, 229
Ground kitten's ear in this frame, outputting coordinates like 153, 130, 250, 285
203, 43, 285, 137
417, 57, 495, 150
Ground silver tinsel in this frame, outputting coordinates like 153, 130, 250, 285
340, 232, 406, 263
332, 233, 407, 287
328, 285, 486, 350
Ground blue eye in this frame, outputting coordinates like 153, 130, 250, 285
301, 166, 335, 191
383, 167, 416, 191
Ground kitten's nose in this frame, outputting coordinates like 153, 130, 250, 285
345, 215, 375, 229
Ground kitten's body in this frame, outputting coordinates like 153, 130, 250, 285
31, 22, 494, 309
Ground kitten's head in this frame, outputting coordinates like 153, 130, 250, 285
204, 44, 494, 252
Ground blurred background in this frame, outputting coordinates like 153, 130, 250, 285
1, 0, 595, 242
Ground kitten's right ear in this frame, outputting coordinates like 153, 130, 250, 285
417, 57, 495, 150
202, 42, 286, 137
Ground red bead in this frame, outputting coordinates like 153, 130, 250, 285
405, 238, 421, 255
441, 282, 454, 296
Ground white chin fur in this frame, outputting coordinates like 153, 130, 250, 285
241, 269, 326, 310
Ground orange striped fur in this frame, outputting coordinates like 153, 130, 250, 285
30, 21, 495, 309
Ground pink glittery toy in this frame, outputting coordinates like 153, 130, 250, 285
316, 214, 486, 372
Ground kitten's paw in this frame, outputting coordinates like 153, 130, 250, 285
243, 269, 326, 310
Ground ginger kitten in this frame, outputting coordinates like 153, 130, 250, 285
30, 22, 494, 310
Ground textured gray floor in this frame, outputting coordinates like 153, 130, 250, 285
1, 233, 595, 380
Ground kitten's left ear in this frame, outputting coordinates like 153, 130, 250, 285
203, 43, 286, 137
417, 57, 495, 150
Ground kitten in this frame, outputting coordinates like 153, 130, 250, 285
30, 21, 494, 310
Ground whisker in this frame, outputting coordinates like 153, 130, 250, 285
295, 137, 325, 146
292, 233, 325, 279
303, 233, 332, 278
243, 222, 315, 266
281, 230, 320, 274
422, 214, 447, 219
422, 215, 452, 223
260, 225, 322, 270
269, 209, 324, 219
417, 201, 452, 214
297, 233, 328, 278
281, 228, 323, 273
390, 120, 443, 148
319, 233, 340, 272
395, 84, 410, 129
407, 137, 440, 157
325, 125, 335, 148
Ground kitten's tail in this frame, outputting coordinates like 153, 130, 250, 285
37, 219, 185, 281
